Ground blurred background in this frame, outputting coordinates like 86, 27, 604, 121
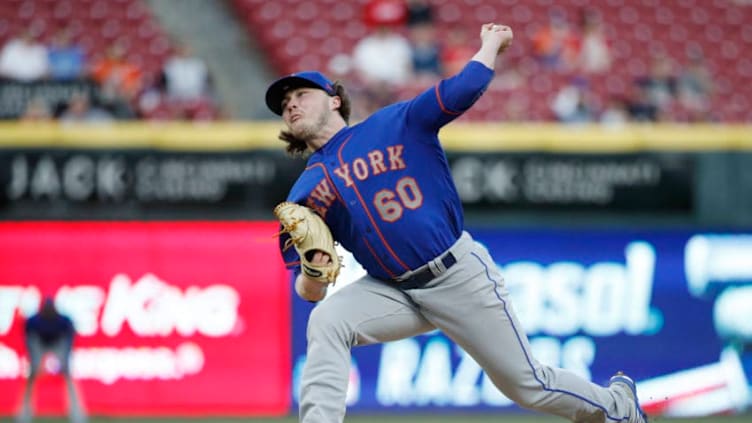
0, 0, 751, 422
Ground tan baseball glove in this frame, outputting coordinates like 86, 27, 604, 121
274, 201, 341, 284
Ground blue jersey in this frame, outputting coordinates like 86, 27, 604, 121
26, 313, 74, 346
280, 61, 493, 280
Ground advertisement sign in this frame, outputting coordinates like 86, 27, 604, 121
0, 150, 305, 219
450, 153, 694, 211
0, 221, 290, 416
291, 229, 752, 417
0, 149, 693, 219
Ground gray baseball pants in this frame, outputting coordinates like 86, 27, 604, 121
17, 334, 86, 423
299, 231, 639, 423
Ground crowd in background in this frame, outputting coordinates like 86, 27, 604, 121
0, 23, 219, 123
0, 0, 722, 124
324, 0, 715, 124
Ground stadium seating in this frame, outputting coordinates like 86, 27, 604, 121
232, 0, 751, 122
0, 0, 170, 79
0, 0, 220, 120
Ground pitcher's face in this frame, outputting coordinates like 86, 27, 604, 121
282, 88, 335, 141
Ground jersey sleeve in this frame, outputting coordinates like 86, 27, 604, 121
405, 60, 494, 130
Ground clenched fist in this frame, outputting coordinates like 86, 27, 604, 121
481, 23, 513, 55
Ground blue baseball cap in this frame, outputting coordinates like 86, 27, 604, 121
265, 71, 336, 115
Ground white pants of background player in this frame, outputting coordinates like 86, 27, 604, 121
299, 231, 641, 423
17, 334, 86, 423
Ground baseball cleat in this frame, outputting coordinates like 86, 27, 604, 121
609, 371, 648, 423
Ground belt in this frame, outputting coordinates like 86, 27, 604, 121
394, 252, 457, 290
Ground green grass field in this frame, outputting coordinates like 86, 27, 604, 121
25, 415, 752, 423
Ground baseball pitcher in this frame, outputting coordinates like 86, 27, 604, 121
267, 23, 648, 423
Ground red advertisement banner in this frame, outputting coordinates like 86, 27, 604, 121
0, 221, 290, 417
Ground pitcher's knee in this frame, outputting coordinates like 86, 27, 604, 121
507, 390, 539, 410
307, 303, 352, 344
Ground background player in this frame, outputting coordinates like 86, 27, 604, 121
265, 23, 648, 423
17, 297, 87, 423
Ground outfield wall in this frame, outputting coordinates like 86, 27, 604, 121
0, 122, 751, 225
0, 123, 750, 418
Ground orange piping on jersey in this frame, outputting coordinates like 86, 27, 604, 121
305, 162, 347, 207
285, 260, 301, 268
434, 84, 462, 115
337, 136, 411, 272
363, 236, 397, 279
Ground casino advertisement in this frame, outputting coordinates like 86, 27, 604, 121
0, 221, 291, 416
291, 229, 752, 418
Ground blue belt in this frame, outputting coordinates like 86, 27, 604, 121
395, 252, 457, 290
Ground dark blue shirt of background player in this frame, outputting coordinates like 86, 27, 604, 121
25, 298, 74, 348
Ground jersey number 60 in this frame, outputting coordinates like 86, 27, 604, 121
373, 177, 423, 222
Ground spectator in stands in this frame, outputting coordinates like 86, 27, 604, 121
351, 0, 412, 115
577, 9, 611, 74
20, 97, 53, 122
677, 51, 713, 121
59, 93, 113, 124
161, 42, 212, 102
147, 41, 216, 120
532, 10, 579, 71
352, 25, 412, 87
47, 29, 86, 81
0, 29, 49, 82
550, 77, 594, 124
405, 0, 441, 82
354, 0, 412, 85
626, 83, 659, 122
408, 21, 443, 82
637, 56, 676, 114
17, 297, 86, 423
600, 96, 630, 128
90, 42, 143, 102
